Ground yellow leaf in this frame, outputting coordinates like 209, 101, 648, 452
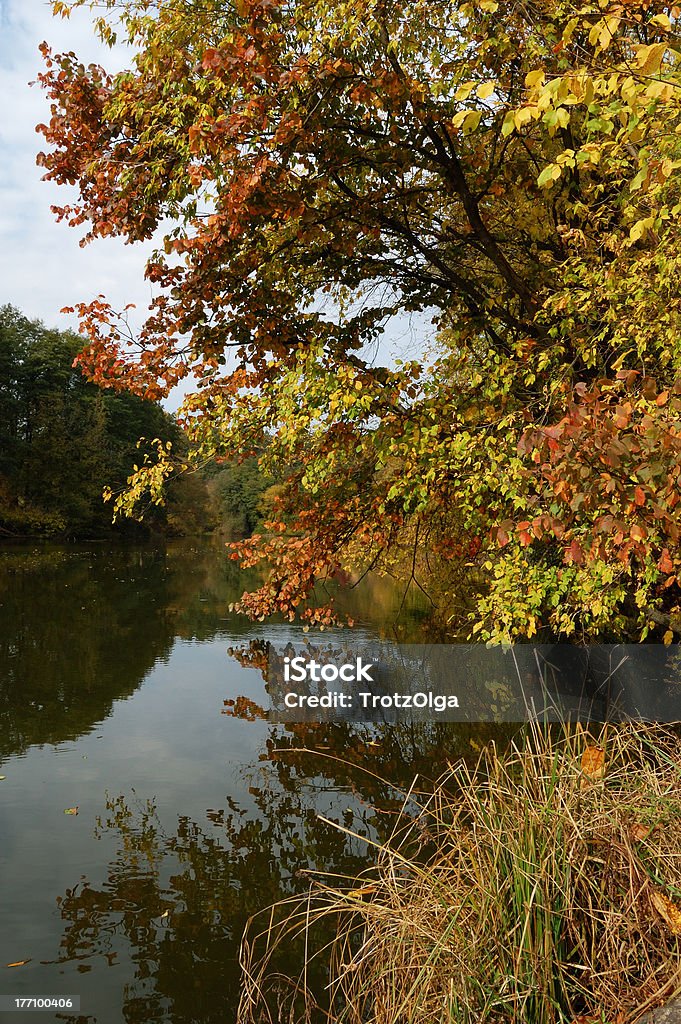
525, 70, 545, 89
501, 110, 516, 137
664, 629, 674, 646
462, 110, 482, 133
455, 81, 475, 101
661, 158, 679, 178
537, 163, 562, 188
651, 890, 681, 933
651, 13, 671, 30
589, 15, 620, 52
477, 81, 495, 100
514, 106, 538, 129
7, 960, 31, 968
630, 216, 654, 242
634, 42, 667, 76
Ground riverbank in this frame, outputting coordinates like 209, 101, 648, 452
242, 722, 681, 1024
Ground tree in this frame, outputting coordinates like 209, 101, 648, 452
37, 0, 681, 639
0, 305, 200, 537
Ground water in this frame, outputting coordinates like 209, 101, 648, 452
0, 540, 508, 1023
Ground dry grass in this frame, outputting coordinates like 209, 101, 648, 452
239, 723, 681, 1024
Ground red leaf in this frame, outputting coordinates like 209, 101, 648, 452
567, 539, 584, 564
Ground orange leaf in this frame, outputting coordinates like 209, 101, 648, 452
659, 549, 674, 574
347, 883, 378, 898
581, 745, 605, 784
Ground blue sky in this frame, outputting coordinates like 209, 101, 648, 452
0, 0, 156, 335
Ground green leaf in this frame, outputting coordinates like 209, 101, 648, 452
537, 164, 561, 188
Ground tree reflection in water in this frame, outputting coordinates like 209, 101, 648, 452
53, 715, 516, 1024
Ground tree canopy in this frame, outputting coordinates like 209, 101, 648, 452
37, 0, 681, 639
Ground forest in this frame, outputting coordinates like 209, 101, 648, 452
0, 304, 273, 539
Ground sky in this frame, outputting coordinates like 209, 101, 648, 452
0, 0, 156, 336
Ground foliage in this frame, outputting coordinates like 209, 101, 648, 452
241, 723, 681, 1024
36, 0, 681, 638
205, 456, 275, 538
0, 304, 205, 537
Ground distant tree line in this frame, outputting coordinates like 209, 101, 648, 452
0, 305, 203, 537
0, 305, 275, 541
204, 457, 279, 540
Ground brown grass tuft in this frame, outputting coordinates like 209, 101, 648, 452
239, 723, 681, 1024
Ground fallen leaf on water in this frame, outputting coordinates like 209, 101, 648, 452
7, 960, 31, 968
63, 807, 79, 816
580, 745, 605, 788
650, 889, 681, 933
0, 775, 5, 781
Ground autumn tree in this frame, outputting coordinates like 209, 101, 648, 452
37, 0, 681, 640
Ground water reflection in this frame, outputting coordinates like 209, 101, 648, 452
0, 539, 508, 1024
49, 782, 368, 1024
0, 541, 258, 759
49, 715, 513, 1024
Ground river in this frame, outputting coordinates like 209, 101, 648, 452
0, 539, 510, 1023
